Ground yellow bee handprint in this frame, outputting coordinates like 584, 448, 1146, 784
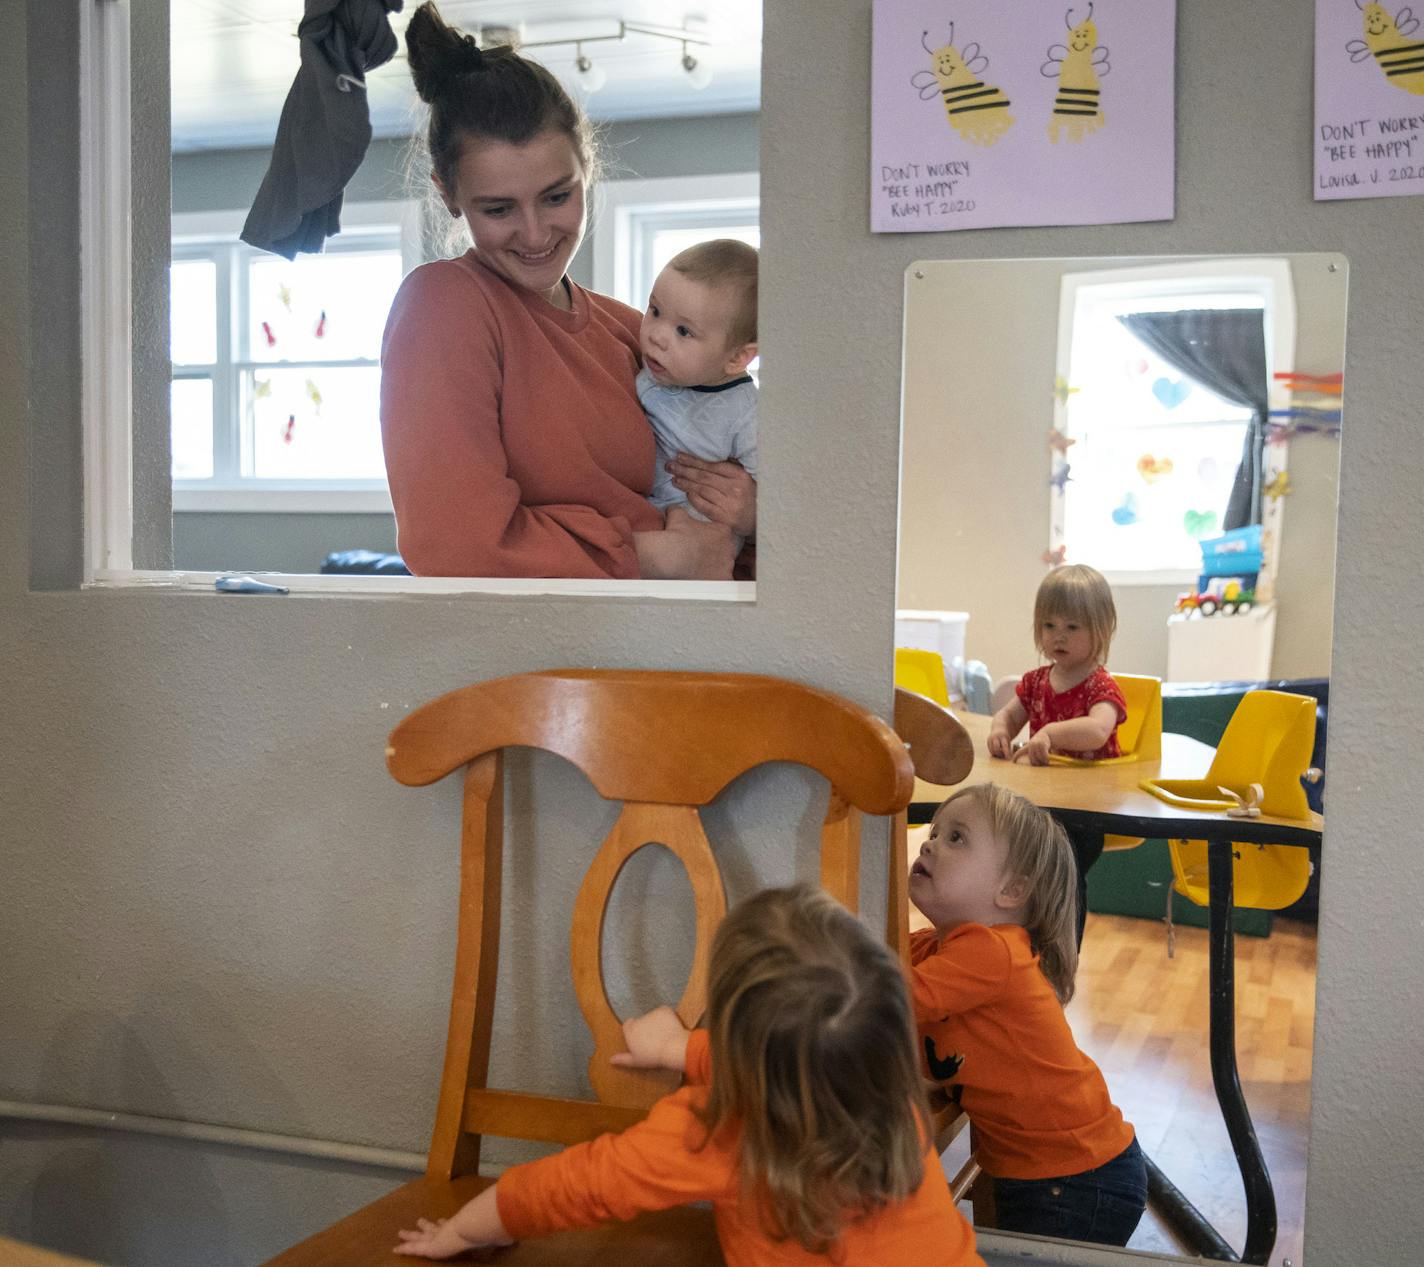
1347, 1, 1424, 95
911, 24, 1015, 147
1042, 4, 1111, 143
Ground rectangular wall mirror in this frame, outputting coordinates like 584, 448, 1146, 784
897, 253, 1345, 1261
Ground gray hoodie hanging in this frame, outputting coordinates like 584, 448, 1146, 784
241, 0, 405, 259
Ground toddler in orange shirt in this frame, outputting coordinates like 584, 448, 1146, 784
908, 783, 1146, 1246
395, 884, 986, 1266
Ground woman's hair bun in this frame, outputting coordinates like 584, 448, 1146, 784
406, 2, 486, 104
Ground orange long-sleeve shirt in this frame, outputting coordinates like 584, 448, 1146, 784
496, 1030, 985, 1267
379, 251, 663, 578
909, 924, 1134, 1180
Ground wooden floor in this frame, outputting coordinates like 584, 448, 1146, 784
1072, 911, 1315, 1263
932, 904, 1316, 1264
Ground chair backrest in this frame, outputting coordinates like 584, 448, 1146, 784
1206, 689, 1316, 819
887, 688, 975, 1148
385, 669, 915, 1181
886, 688, 974, 961
1112, 673, 1163, 761
894, 647, 950, 706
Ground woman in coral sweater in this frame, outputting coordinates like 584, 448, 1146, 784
383, 4, 755, 580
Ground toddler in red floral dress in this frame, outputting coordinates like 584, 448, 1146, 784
988, 565, 1127, 766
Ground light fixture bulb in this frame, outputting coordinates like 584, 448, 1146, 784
573, 45, 606, 93
681, 44, 713, 90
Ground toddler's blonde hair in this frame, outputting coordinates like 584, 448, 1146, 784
700, 884, 927, 1252
941, 784, 1080, 1003
1033, 563, 1117, 667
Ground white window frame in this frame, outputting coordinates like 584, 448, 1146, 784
592, 172, 760, 306
170, 201, 419, 514
1053, 258, 1296, 588
77, 6, 752, 600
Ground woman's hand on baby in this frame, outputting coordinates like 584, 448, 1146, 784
1012, 733, 1053, 766
665, 507, 737, 579
667, 454, 757, 539
610, 1005, 691, 1073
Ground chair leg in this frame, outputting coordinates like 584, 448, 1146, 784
969, 1167, 996, 1227
948, 1155, 981, 1202
888, 810, 911, 963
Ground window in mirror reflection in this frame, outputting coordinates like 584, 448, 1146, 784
1062, 291, 1257, 572
1054, 263, 1292, 580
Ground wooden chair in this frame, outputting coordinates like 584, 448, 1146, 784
883, 688, 988, 1215
886, 687, 973, 963
266, 669, 914, 1266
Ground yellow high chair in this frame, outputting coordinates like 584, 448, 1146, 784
1143, 690, 1318, 910
1047, 673, 1163, 852
894, 646, 950, 706
1047, 673, 1162, 767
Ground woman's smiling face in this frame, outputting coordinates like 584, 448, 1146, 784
438, 129, 587, 305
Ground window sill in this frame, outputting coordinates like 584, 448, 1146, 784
172, 487, 394, 513
87, 570, 755, 603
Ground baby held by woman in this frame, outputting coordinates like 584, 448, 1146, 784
634, 239, 760, 579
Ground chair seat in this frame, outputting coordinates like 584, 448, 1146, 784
265, 1174, 724, 1266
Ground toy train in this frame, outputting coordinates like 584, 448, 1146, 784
1175, 525, 1263, 617
1175, 578, 1256, 617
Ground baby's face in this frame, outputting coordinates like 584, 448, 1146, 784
640, 267, 746, 388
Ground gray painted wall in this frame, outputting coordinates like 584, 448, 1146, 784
171, 114, 760, 575
4, 6, 1423, 1267
172, 513, 398, 576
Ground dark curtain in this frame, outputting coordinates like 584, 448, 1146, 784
1117, 308, 1269, 529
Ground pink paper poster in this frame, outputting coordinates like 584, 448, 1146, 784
870, 0, 1176, 233
1315, 1, 1424, 201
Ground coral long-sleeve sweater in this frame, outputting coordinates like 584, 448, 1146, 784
495, 1030, 985, 1267
379, 251, 663, 578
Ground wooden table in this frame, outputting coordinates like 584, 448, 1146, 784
912, 710, 1324, 1266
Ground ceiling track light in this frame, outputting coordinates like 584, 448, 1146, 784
520, 20, 714, 92
573, 41, 608, 94
680, 39, 713, 90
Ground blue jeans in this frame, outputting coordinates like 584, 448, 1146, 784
992, 1136, 1147, 1247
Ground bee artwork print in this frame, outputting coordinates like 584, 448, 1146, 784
911, 24, 1015, 147
1347, 1, 1424, 95
1041, 3, 1111, 143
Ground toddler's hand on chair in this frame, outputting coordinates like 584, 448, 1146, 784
394, 1217, 505, 1260
611, 1005, 691, 1073
394, 1187, 513, 1259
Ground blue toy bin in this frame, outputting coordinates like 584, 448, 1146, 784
1198, 524, 1264, 587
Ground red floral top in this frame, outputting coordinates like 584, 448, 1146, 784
1015, 666, 1127, 760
